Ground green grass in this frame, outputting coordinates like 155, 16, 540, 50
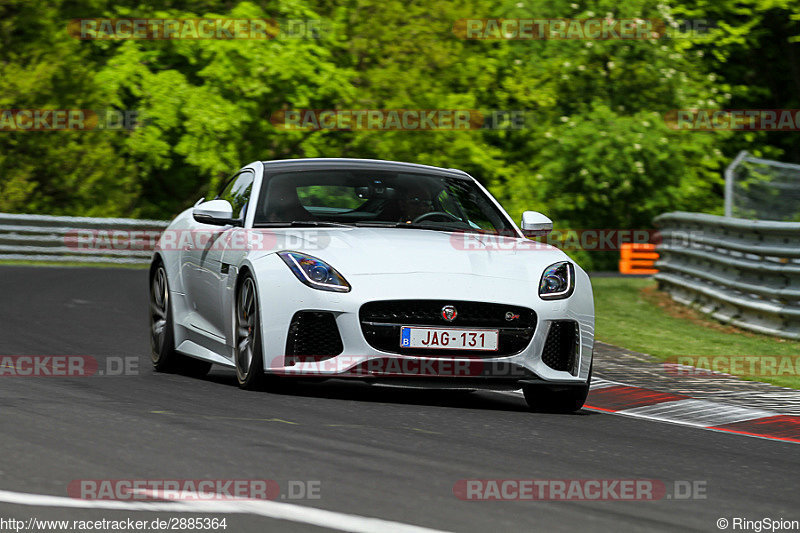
592, 277, 800, 389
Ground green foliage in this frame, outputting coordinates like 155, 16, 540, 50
0, 0, 797, 269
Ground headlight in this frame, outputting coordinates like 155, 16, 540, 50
278, 251, 351, 292
539, 261, 574, 300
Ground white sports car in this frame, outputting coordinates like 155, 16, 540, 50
149, 158, 594, 411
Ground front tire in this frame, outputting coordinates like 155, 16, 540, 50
235, 274, 266, 390
150, 261, 211, 378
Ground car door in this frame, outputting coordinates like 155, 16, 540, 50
190, 168, 255, 338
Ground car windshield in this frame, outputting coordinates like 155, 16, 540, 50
253, 168, 515, 234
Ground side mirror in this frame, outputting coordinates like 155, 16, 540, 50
520, 211, 553, 237
193, 199, 238, 226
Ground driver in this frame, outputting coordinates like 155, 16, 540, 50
398, 183, 435, 223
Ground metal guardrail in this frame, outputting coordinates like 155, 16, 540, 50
0, 212, 168, 264
654, 211, 800, 340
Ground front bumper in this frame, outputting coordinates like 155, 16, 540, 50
253, 256, 594, 385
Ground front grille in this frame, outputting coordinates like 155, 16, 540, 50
285, 311, 343, 364
541, 320, 578, 373
359, 300, 536, 356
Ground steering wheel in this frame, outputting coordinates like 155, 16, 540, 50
412, 211, 461, 224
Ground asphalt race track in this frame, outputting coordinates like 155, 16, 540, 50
0, 265, 797, 532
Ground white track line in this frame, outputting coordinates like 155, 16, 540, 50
0, 489, 451, 533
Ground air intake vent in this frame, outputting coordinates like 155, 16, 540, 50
541, 321, 579, 374
285, 311, 343, 364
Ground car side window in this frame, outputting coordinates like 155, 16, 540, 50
216, 170, 255, 220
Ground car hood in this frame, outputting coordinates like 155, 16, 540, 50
250, 227, 570, 282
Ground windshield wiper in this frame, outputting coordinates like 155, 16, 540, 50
354, 221, 483, 234
256, 220, 490, 234
353, 221, 408, 228
289, 221, 354, 228
254, 221, 354, 228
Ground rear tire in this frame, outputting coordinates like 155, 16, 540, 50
235, 274, 266, 390
522, 365, 592, 413
149, 261, 211, 378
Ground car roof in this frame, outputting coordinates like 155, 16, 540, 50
259, 158, 473, 179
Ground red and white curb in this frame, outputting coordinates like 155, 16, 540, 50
584, 378, 800, 444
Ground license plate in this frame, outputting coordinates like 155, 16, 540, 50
400, 327, 499, 351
